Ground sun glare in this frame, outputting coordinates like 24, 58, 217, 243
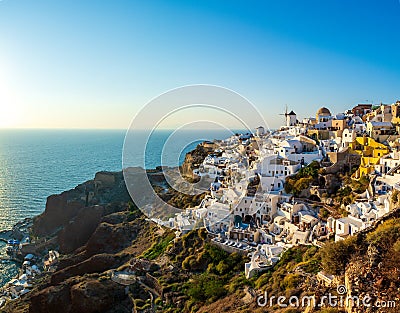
0, 91, 19, 128
0, 57, 21, 128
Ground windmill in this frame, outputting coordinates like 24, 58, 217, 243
279, 105, 297, 127
279, 104, 288, 123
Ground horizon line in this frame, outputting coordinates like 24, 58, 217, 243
0, 127, 254, 131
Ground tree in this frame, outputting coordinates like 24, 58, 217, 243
320, 237, 357, 275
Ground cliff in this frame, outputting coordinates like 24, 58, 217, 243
4, 170, 156, 313
32, 171, 130, 238
180, 141, 217, 179
5, 166, 398, 313
3, 168, 209, 313
342, 212, 400, 313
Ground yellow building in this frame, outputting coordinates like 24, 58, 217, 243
348, 136, 390, 178
391, 101, 400, 125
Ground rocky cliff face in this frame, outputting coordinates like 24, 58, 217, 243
32, 193, 85, 237
180, 141, 216, 179
3, 170, 160, 313
32, 171, 130, 239
4, 166, 238, 313
343, 253, 399, 313
317, 211, 400, 313
8, 164, 398, 313
57, 205, 105, 254
341, 213, 400, 313
29, 277, 128, 313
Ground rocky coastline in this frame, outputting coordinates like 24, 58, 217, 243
1, 141, 399, 312
0, 166, 206, 312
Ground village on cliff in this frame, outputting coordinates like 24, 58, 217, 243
3, 101, 400, 304
160, 101, 400, 281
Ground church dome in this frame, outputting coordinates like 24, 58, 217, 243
317, 107, 331, 116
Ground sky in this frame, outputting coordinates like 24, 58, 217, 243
0, 0, 399, 129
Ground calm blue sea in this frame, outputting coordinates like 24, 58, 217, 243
0, 128, 235, 286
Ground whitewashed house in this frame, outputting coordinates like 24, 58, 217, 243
253, 154, 301, 178
334, 216, 365, 241
275, 137, 322, 164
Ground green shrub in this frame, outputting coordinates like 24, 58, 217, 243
227, 273, 252, 293
185, 274, 227, 303
154, 297, 163, 305
254, 272, 271, 289
320, 236, 357, 275
320, 208, 330, 219
366, 218, 400, 250
134, 299, 145, 308
303, 246, 318, 262
215, 261, 230, 275
142, 233, 175, 260
281, 273, 302, 289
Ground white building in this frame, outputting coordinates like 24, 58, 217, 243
256, 126, 265, 137
340, 129, 357, 150
232, 192, 288, 225
348, 116, 366, 134
253, 155, 301, 178
259, 176, 285, 192
334, 216, 366, 241
204, 202, 231, 233
376, 151, 400, 175
275, 137, 322, 164
286, 111, 297, 127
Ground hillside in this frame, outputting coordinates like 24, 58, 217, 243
2, 165, 399, 313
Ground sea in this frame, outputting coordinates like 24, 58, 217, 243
0, 128, 237, 286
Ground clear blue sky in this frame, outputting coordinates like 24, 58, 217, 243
0, 0, 399, 129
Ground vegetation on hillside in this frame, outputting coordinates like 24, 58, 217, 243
320, 236, 358, 275
285, 161, 320, 196
252, 245, 321, 293
321, 217, 400, 279
147, 229, 326, 313
154, 229, 250, 312
142, 233, 176, 260
285, 160, 371, 220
